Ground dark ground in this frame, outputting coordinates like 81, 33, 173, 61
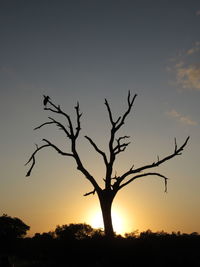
1, 232, 200, 267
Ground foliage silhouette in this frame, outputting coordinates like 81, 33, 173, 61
2, 224, 200, 267
26, 92, 189, 238
0, 214, 30, 241
55, 223, 94, 240
0, 215, 199, 267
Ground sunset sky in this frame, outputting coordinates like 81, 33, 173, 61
0, 0, 200, 236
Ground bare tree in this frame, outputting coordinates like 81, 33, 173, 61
26, 92, 189, 238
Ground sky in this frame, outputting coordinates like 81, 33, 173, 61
0, 0, 200, 236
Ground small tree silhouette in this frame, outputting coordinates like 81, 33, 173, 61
0, 214, 30, 240
55, 223, 94, 240
26, 92, 189, 238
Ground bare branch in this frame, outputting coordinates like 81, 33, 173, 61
85, 136, 108, 165
25, 143, 50, 177
48, 117, 71, 137
130, 164, 134, 171
115, 92, 137, 131
111, 171, 118, 180
83, 189, 96, 197
25, 140, 73, 177
42, 139, 74, 157
174, 137, 177, 152
44, 98, 75, 137
115, 136, 190, 189
27, 95, 104, 198
105, 92, 137, 130
133, 136, 190, 173
43, 97, 101, 191
34, 121, 55, 130
119, 172, 168, 192
103, 92, 137, 189
35, 143, 39, 149
44, 107, 58, 113
74, 102, 82, 138
127, 90, 131, 105
117, 135, 130, 142
34, 117, 71, 138
114, 136, 131, 155
69, 138, 102, 193
105, 98, 115, 125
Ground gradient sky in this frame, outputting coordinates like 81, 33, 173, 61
0, 0, 200, 236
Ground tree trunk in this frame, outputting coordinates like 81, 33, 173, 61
98, 190, 115, 238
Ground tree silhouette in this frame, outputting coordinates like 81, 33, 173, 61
0, 214, 30, 240
55, 223, 94, 240
26, 92, 189, 238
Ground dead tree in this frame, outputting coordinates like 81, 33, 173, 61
25, 92, 189, 238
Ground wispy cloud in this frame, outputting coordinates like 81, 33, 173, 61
180, 116, 198, 126
186, 42, 200, 55
176, 64, 200, 90
168, 42, 200, 91
166, 109, 180, 118
166, 109, 198, 126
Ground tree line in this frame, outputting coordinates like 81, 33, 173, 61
1, 214, 200, 266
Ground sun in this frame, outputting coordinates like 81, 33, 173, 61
90, 209, 124, 235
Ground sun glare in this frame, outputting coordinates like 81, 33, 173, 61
90, 209, 124, 235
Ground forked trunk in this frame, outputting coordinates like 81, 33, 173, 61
98, 190, 115, 238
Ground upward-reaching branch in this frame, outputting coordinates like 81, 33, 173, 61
105, 91, 137, 129
85, 136, 108, 166
74, 102, 82, 138
104, 91, 137, 189
44, 96, 75, 137
115, 92, 137, 131
105, 99, 115, 126
114, 136, 131, 155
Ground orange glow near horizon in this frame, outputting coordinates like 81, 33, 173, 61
89, 208, 128, 235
